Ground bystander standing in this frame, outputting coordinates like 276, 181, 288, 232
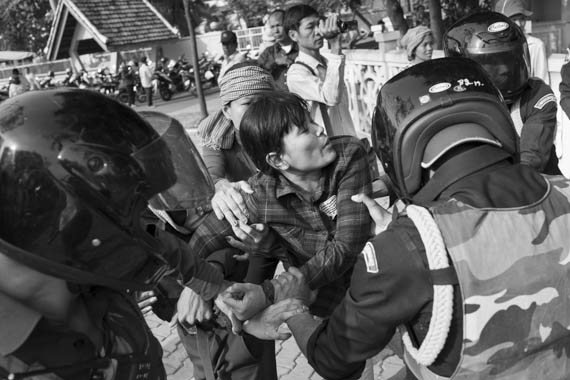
495, 0, 550, 84
139, 56, 154, 107
258, 9, 299, 91
285, 4, 356, 137
218, 31, 247, 80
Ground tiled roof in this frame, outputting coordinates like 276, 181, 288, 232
46, 0, 179, 59
70, 0, 178, 47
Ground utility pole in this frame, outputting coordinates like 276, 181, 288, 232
183, 0, 208, 118
429, 0, 443, 49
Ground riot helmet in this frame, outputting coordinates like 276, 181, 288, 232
0, 89, 207, 290
443, 11, 530, 102
372, 57, 518, 200
139, 111, 214, 234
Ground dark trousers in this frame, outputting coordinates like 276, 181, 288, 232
177, 324, 277, 380
145, 86, 153, 106
126, 84, 135, 106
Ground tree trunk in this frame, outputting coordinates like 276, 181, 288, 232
49, 0, 58, 12
384, 0, 408, 37
183, 0, 208, 118
429, 0, 443, 49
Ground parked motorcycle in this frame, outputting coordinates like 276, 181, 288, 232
166, 57, 193, 93
154, 70, 173, 101
187, 53, 220, 93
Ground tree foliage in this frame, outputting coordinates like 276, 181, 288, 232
148, 0, 213, 36
0, 0, 53, 53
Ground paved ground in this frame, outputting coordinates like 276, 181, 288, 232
139, 91, 407, 380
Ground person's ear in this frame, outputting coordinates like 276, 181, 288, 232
266, 152, 289, 171
289, 29, 299, 43
222, 104, 231, 119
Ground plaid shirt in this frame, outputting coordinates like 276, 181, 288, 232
187, 136, 372, 317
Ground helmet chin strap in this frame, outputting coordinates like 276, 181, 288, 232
412, 145, 512, 204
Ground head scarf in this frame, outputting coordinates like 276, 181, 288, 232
401, 26, 432, 61
199, 64, 275, 150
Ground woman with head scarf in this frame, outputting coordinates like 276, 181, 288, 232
199, 63, 276, 227
172, 62, 279, 380
400, 25, 434, 66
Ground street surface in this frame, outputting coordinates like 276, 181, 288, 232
141, 88, 407, 380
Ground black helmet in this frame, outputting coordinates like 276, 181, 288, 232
0, 89, 209, 290
443, 11, 530, 102
139, 111, 214, 232
372, 57, 518, 199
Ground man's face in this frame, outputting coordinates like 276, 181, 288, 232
222, 42, 237, 57
415, 34, 434, 62
481, 62, 510, 89
289, 15, 323, 51
269, 13, 286, 43
278, 119, 337, 174
223, 95, 255, 129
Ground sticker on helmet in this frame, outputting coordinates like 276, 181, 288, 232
419, 95, 431, 104
428, 83, 451, 93
361, 242, 379, 273
488, 22, 509, 33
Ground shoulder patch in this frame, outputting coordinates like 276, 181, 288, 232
361, 242, 379, 273
534, 94, 557, 110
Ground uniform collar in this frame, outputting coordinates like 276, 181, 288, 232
413, 145, 512, 204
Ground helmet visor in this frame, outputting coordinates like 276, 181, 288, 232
467, 43, 529, 99
134, 112, 214, 212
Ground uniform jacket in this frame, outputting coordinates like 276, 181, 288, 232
510, 78, 560, 174
304, 162, 556, 380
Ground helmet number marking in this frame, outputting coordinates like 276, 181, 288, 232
454, 78, 484, 92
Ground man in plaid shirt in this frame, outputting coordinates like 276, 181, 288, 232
185, 91, 372, 320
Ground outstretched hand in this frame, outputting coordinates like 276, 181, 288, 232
226, 223, 276, 261
174, 286, 213, 327
273, 267, 317, 304
351, 193, 392, 235
212, 179, 253, 226
218, 282, 269, 321
243, 299, 308, 340
136, 290, 157, 315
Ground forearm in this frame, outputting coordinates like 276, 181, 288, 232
202, 146, 226, 183
287, 312, 321, 357
519, 111, 557, 171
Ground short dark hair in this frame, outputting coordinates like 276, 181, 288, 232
269, 9, 285, 19
284, 4, 319, 34
239, 91, 309, 175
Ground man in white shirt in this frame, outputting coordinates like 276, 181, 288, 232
495, 0, 550, 84
284, 4, 356, 137
139, 56, 154, 107
219, 31, 247, 81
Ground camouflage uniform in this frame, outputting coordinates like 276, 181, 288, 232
406, 175, 570, 379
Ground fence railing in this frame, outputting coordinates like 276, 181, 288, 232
0, 59, 72, 83
235, 27, 264, 52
